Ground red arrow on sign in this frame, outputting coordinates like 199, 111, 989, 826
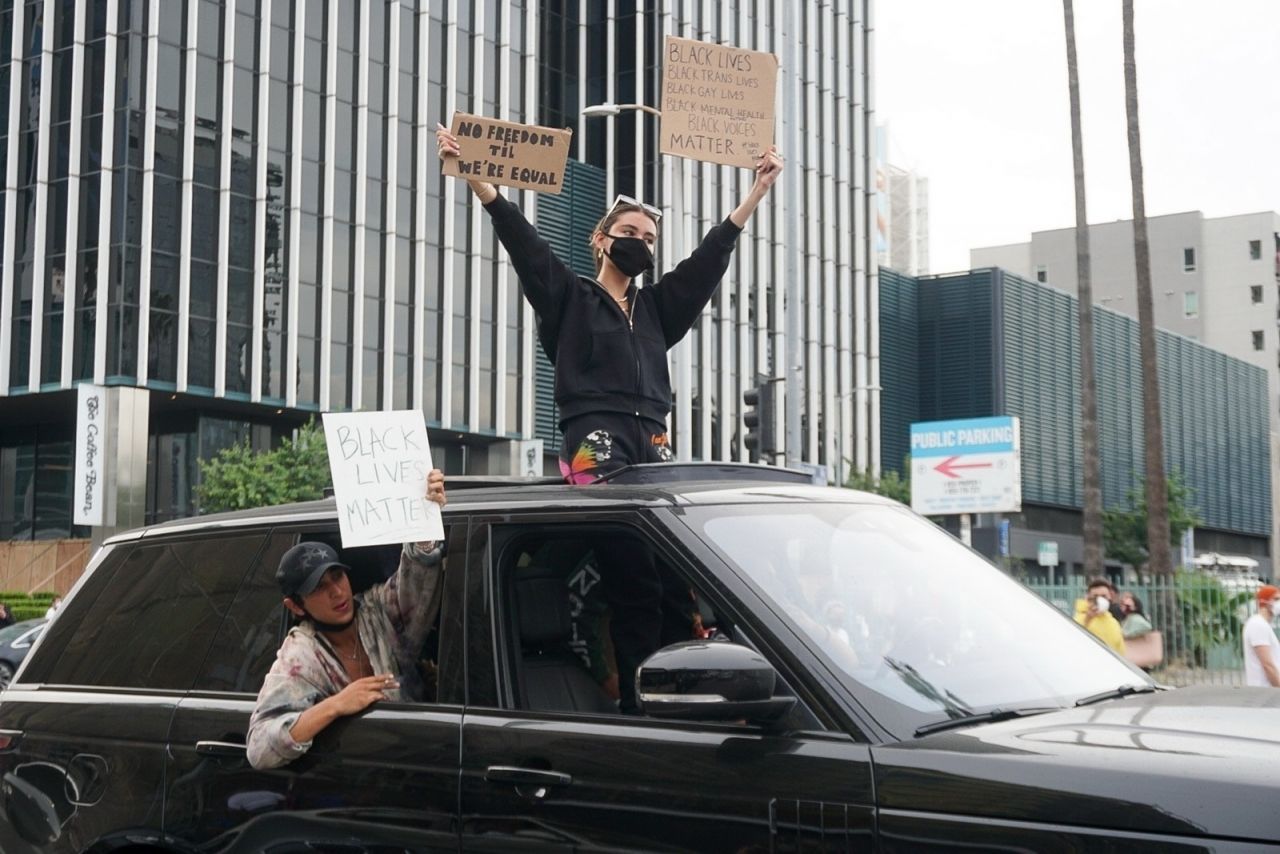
934, 456, 993, 479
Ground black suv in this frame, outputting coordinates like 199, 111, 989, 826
0, 465, 1276, 853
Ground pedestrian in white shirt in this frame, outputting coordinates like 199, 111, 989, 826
1243, 584, 1280, 688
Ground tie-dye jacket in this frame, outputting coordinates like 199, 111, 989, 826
246, 540, 444, 769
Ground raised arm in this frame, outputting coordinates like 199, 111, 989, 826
728, 145, 783, 228
437, 124, 576, 320
648, 147, 784, 345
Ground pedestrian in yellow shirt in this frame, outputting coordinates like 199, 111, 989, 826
1073, 577, 1126, 655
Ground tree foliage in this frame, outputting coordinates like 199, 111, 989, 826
845, 465, 911, 505
197, 419, 332, 513
1101, 472, 1200, 570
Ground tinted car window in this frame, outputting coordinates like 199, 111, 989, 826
192, 532, 296, 693
42, 534, 268, 690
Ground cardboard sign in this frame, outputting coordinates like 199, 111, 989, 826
660, 36, 778, 168
322, 410, 444, 548
442, 112, 572, 194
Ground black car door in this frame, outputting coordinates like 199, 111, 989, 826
0, 534, 266, 853
163, 521, 471, 852
458, 512, 876, 853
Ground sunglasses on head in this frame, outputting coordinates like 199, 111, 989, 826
607, 193, 663, 224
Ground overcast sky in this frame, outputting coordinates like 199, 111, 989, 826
874, 0, 1280, 274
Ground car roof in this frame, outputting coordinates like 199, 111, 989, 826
106, 464, 896, 544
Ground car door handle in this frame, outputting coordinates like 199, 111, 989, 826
484, 765, 572, 787
195, 740, 248, 758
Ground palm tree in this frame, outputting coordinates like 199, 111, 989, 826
1063, 0, 1103, 578
1122, 0, 1173, 577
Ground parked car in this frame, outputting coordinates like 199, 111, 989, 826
0, 463, 1276, 852
0, 620, 47, 689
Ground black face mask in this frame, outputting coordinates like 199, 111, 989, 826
604, 234, 655, 278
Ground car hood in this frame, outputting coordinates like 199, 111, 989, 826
872, 686, 1280, 842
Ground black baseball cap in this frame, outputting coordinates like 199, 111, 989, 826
277, 542, 350, 600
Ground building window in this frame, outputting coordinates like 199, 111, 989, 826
1251, 284, 1263, 304
1252, 330, 1264, 351
1183, 291, 1198, 318
1249, 239, 1262, 260
1183, 247, 1196, 272
1035, 265, 1047, 283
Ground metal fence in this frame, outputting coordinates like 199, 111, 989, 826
1025, 576, 1261, 687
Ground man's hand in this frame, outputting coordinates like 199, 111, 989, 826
288, 674, 399, 745
328, 674, 400, 716
426, 468, 446, 507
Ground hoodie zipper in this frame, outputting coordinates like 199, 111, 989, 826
595, 279, 644, 418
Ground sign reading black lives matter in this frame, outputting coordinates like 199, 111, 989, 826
660, 36, 778, 169
442, 112, 573, 194
322, 410, 444, 548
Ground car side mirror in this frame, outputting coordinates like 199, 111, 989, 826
636, 641, 795, 726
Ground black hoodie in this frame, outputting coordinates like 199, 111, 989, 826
484, 194, 742, 428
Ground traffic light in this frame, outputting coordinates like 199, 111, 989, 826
743, 378, 777, 462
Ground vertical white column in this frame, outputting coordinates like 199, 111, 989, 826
27, 0, 57, 389
672, 13, 693, 459
466, 0, 484, 430
135, 0, 160, 386
0, 0, 24, 392
851, 0, 869, 474
175, 3, 199, 391
835, 0, 854, 482
251, 0, 273, 402
319, 1, 338, 410
381, 0, 399, 411
493, 0, 510, 435
411, 5, 427, 413
350, 0, 370, 408
604, 0, 615, 204
93, 0, 120, 386
284, 0, 305, 407
60, 4, 89, 387
634, 3, 644, 197
821, 0, 838, 479
215, 0, 236, 397
521, 0, 539, 438
577, 0, 586, 161
804, 4, 821, 463
439, 0, 456, 427
864, 0, 881, 476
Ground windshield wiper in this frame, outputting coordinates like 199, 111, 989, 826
1074, 684, 1161, 707
914, 707, 1057, 737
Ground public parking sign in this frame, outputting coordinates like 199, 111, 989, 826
910, 416, 1021, 516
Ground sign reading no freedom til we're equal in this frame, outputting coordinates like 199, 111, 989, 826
322, 410, 444, 548
442, 112, 573, 194
909, 416, 1022, 516
660, 35, 778, 169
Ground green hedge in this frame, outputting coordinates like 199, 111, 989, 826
0, 592, 58, 623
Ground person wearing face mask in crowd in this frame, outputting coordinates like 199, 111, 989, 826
1073, 577, 1126, 655
436, 124, 782, 482
1243, 584, 1280, 687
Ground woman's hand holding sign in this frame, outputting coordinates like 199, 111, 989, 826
437, 122, 498, 204
728, 144, 783, 228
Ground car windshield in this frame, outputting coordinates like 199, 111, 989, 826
682, 500, 1145, 738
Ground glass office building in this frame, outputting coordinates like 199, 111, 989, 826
0, 0, 878, 538
880, 267, 1273, 576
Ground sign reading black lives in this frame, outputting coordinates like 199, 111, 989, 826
442, 112, 573, 195
660, 36, 778, 169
